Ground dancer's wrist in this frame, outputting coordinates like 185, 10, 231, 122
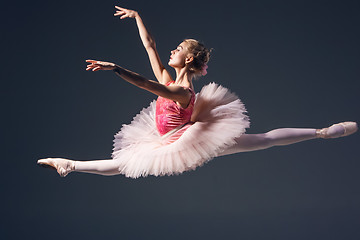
113, 65, 122, 75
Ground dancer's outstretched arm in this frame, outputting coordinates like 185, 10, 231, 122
85, 60, 191, 107
114, 6, 173, 85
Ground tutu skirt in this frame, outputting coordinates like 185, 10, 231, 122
112, 83, 250, 178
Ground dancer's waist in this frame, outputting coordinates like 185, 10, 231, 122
160, 121, 194, 140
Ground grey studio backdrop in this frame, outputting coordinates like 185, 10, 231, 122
1, 0, 359, 239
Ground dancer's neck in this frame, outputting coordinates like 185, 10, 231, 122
175, 68, 193, 88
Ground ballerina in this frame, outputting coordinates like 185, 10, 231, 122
38, 6, 358, 178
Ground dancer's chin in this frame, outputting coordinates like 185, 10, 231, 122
168, 61, 183, 69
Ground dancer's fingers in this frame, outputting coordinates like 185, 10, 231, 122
120, 14, 128, 19
92, 67, 101, 71
115, 6, 125, 11
115, 13, 126, 18
114, 10, 124, 16
86, 63, 94, 67
87, 60, 103, 65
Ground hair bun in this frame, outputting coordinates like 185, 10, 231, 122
183, 39, 211, 77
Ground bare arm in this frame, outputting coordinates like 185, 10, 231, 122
114, 6, 173, 85
86, 60, 190, 107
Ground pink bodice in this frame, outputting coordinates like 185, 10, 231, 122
155, 82, 195, 136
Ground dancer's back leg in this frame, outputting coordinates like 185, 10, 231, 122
38, 158, 121, 176
74, 159, 120, 176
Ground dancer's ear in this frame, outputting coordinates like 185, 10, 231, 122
185, 56, 194, 64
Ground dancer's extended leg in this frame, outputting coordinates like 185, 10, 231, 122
219, 128, 317, 155
219, 122, 358, 156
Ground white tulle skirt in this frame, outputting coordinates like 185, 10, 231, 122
112, 83, 250, 178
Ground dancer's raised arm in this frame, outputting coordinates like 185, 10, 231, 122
114, 6, 173, 85
86, 60, 191, 107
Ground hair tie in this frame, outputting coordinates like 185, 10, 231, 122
201, 64, 208, 76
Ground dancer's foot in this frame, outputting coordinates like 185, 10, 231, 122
37, 158, 75, 177
316, 122, 358, 139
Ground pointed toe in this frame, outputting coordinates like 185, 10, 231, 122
340, 122, 358, 137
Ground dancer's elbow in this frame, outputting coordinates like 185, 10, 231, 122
144, 39, 156, 50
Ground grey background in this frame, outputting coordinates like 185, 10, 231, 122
1, 0, 359, 239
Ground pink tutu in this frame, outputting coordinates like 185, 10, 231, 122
112, 83, 250, 178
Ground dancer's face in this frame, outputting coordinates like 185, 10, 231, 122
168, 42, 191, 68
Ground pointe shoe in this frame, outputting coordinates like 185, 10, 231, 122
316, 121, 358, 139
37, 158, 75, 177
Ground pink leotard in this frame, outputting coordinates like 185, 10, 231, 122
155, 81, 195, 136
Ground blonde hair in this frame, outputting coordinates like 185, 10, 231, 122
183, 39, 211, 76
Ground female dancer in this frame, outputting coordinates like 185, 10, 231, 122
38, 6, 357, 178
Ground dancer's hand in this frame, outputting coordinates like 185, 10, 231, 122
114, 6, 138, 19
86, 60, 117, 71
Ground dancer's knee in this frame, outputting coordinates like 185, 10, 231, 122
258, 132, 273, 149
